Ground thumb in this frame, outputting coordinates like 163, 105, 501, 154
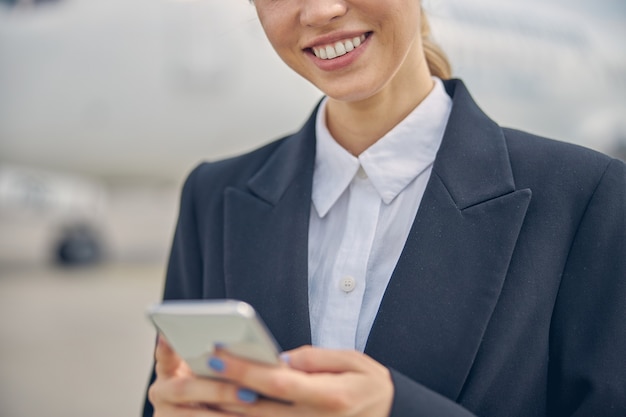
154, 334, 183, 377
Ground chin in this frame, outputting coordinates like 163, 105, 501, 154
326, 87, 385, 103
314, 79, 382, 103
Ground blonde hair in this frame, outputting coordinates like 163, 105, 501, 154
421, 8, 452, 79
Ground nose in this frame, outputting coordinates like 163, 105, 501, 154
300, 0, 347, 27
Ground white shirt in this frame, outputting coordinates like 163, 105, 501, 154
308, 78, 453, 352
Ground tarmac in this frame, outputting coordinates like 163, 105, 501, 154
0, 184, 179, 417
0, 261, 164, 417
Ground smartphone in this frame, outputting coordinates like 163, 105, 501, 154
147, 299, 281, 378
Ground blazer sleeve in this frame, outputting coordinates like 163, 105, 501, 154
141, 165, 206, 417
547, 158, 626, 416
389, 369, 476, 416
162, 164, 206, 301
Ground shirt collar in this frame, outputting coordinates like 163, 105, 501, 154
312, 77, 452, 217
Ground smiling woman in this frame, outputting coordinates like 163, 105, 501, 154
143, 0, 626, 416
254, 0, 430, 114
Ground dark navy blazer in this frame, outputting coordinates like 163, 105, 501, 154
143, 79, 626, 416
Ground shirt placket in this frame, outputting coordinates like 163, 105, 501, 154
319, 171, 381, 349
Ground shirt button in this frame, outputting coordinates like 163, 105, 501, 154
340, 276, 356, 293
357, 166, 368, 179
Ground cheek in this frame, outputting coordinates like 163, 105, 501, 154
256, 6, 296, 52
257, 18, 304, 76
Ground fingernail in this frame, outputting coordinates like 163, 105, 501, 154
279, 353, 290, 364
208, 357, 225, 373
237, 388, 258, 403
214, 342, 226, 350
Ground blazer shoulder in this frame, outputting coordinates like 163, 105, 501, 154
503, 127, 614, 165
502, 127, 623, 198
503, 128, 618, 169
196, 137, 289, 184
179, 134, 297, 203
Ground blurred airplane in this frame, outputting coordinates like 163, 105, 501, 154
0, 0, 624, 184
0, 0, 323, 184
0, 163, 107, 264
427, 0, 626, 157
0, 0, 624, 264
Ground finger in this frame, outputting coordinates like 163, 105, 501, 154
210, 351, 349, 406
152, 401, 243, 417
154, 334, 185, 377
220, 397, 298, 417
150, 373, 255, 408
283, 345, 374, 373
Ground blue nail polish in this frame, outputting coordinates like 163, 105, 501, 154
208, 357, 225, 373
237, 388, 258, 403
280, 353, 290, 364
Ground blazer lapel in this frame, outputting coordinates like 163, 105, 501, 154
365, 80, 531, 400
222, 111, 317, 352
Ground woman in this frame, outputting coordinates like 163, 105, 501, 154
144, 0, 626, 416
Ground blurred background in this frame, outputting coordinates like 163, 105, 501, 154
0, 0, 624, 416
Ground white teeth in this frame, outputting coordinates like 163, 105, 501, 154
312, 34, 367, 60
334, 41, 346, 56
325, 45, 337, 59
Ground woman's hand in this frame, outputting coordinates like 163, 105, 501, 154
149, 337, 393, 417
215, 345, 394, 417
148, 336, 253, 416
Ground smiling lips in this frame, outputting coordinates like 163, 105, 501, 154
311, 34, 367, 60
